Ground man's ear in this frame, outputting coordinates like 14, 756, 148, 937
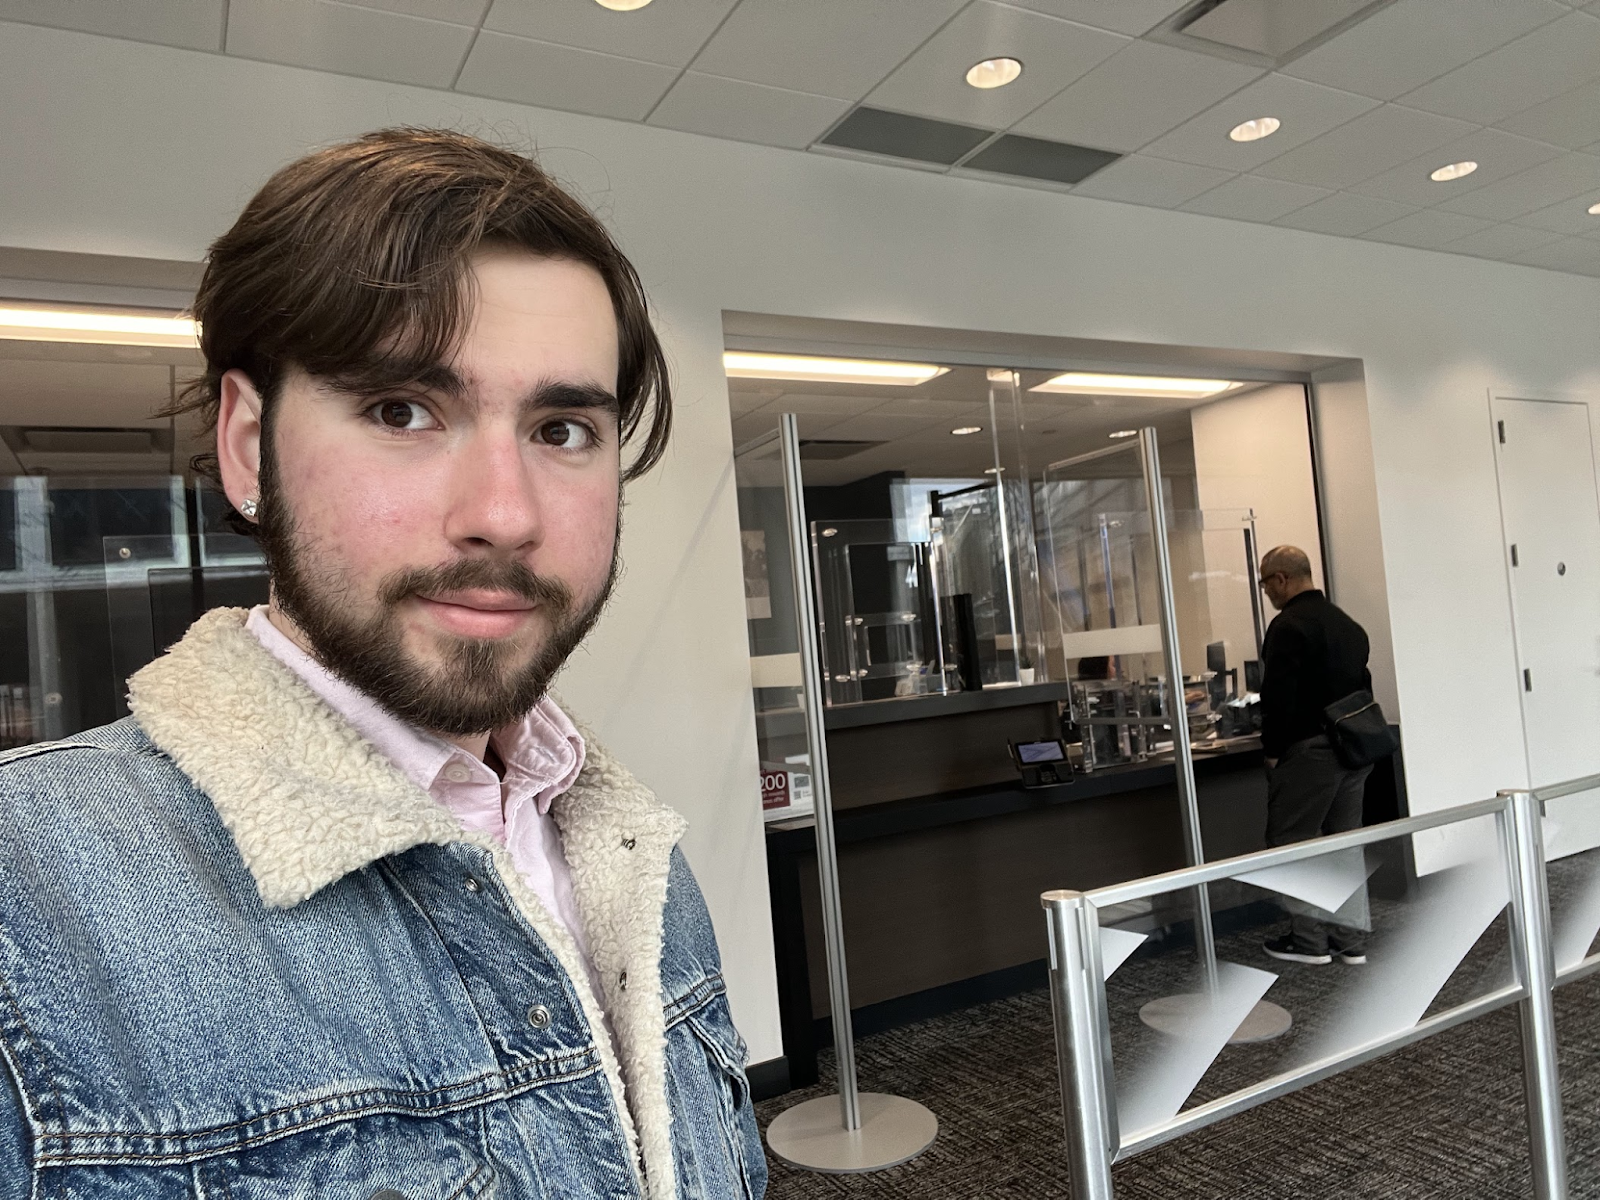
217, 369, 264, 520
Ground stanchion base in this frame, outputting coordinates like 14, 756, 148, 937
1139, 995, 1293, 1044
766, 1092, 938, 1173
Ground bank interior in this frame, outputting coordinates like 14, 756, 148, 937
723, 319, 1405, 1089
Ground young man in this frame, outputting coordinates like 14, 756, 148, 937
1257, 544, 1374, 967
0, 129, 766, 1200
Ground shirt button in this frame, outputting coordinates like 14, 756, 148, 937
527, 1004, 552, 1030
443, 763, 473, 784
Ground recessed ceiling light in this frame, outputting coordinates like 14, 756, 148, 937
951, 425, 983, 436
1589, 201, 1600, 215
1030, 372, 1241, 400
1229, 117, 1280, 143
722, 352, 949, 386
594, 0, 653, 9
1430, 161, 1478, 182
0, 304, 199, 347
1108, 430, 1139, 439
966, 58, 1022, 89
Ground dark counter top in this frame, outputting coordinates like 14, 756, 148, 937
756, 680, 1074, 740
766, 740, 1263, 848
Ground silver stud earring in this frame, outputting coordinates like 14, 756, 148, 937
240, 497, 259, 519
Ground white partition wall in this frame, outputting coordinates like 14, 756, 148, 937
3, 21, 1600, 1061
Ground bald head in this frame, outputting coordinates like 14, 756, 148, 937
1260, 545, 1316, 610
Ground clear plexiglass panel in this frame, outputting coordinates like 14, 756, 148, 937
734, 435, 815, 822
1096, 814, 1516, 1146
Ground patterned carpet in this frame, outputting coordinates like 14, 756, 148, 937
756, 889, 1600, 1199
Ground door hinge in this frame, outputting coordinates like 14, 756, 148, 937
1498, 419, 1506, 444
1524, 668, 1533, 692
1511, 544, 1519, 567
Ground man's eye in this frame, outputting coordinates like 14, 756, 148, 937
538, 420, 594, 450
372, 400, 437, 431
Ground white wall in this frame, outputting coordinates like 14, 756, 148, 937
4, 23, 1600, 1060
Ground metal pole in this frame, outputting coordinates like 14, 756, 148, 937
1137, 427, 1217, 987
778, 413, 861, 1131
1499, 789, 1569, 1199
1242, 516, 1265, 661
986, 383, 1024, 682
1043, 890, 1117, 1200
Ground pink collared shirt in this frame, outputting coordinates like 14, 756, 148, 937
244, 606, 604, 1001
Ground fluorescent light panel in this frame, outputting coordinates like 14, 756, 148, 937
723, 351, 949, 386
1030, 372, 1240, 400
0, 305, 199, 347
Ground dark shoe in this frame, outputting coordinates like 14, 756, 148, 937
1331, 946, 1367, 965
1263, 934, 1332, 964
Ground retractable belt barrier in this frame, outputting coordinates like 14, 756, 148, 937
1043, 773, 1600, 1200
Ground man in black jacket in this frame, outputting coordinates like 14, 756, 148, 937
1257, 545, 1373, 965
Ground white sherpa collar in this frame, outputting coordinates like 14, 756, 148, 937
126, 607, 689, 1200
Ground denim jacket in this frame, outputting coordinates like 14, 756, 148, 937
0, 609, 766, 1200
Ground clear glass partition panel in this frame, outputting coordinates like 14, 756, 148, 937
734, 435, 814, 822
0, 474, 193, 745
1095, 814, 1517, 1147
810, 518, 948, 706
928, 481, 1028, 690
1542, 788, 1600, 980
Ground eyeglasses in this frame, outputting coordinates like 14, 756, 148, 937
1258, 572, 1286, 587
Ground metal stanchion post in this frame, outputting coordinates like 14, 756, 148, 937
1135, 428, 1290, 1043
765, 414, 939, 1173
1499, 789, 1569, 1199
1043, 890, 1118, 1200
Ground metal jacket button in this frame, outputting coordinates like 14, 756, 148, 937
527, 1004, 552, 1030
622, 836, 636, 850
464, 876, 481, 893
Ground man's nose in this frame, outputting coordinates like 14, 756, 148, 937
442, 430, 544, 552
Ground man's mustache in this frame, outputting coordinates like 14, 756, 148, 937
376, 559, 574, 615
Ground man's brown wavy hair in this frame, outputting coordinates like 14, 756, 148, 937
164, 127, 671, 524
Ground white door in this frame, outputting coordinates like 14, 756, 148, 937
1492, 396, 1600, 808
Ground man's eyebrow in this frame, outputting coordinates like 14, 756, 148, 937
323, 361, 468, 401
524, 380, 620, 416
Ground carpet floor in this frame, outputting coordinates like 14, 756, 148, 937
756, 868, 1600, 1199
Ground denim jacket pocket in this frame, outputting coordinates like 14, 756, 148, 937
663, 989, 766, 1200
191, 1112, 498, 1200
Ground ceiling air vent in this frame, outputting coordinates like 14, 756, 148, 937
799, 440, 884, 460
15, 427, 163, 454
963, 135, 1121, 186
1159, 0, 1394, 66
819, 107, 992, 166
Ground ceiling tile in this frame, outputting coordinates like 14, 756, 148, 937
1513, 192, 1600, 233
1436, 152, 1600, 219
227, 0, 474, 87
1397, 11, 1600, 126
1346, 128, 1563, 207
1440, 222, 1566, 259
1069, 155, 1235, 207
1271, 191, 1419, 236
0, 0, 224, 51
1013, 40, 1262, 154
1000, 0, 1189, 36
483, 0, 738, 69
689, 0, 967, 102
1281, 0, 1567, 102
1362, 209, 1495, 249
1495, 78, 1600, 149
648, 74, 848, 150
344, 0, 491, 20
1180, 175, 1331, 222
1139, 74, 1379, 171
866, 2, 1127, 129
1253, 103, 1477, 189
1505, 235, 1600, 273
457, 30, 679, 119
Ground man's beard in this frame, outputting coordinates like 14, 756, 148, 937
255, 463, 617, 737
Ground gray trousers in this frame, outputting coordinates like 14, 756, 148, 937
1265, 735, 1372, 953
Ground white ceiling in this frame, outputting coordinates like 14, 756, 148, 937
5, 0, 1600, 275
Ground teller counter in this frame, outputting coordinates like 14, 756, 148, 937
762, 684, 1407, 1089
